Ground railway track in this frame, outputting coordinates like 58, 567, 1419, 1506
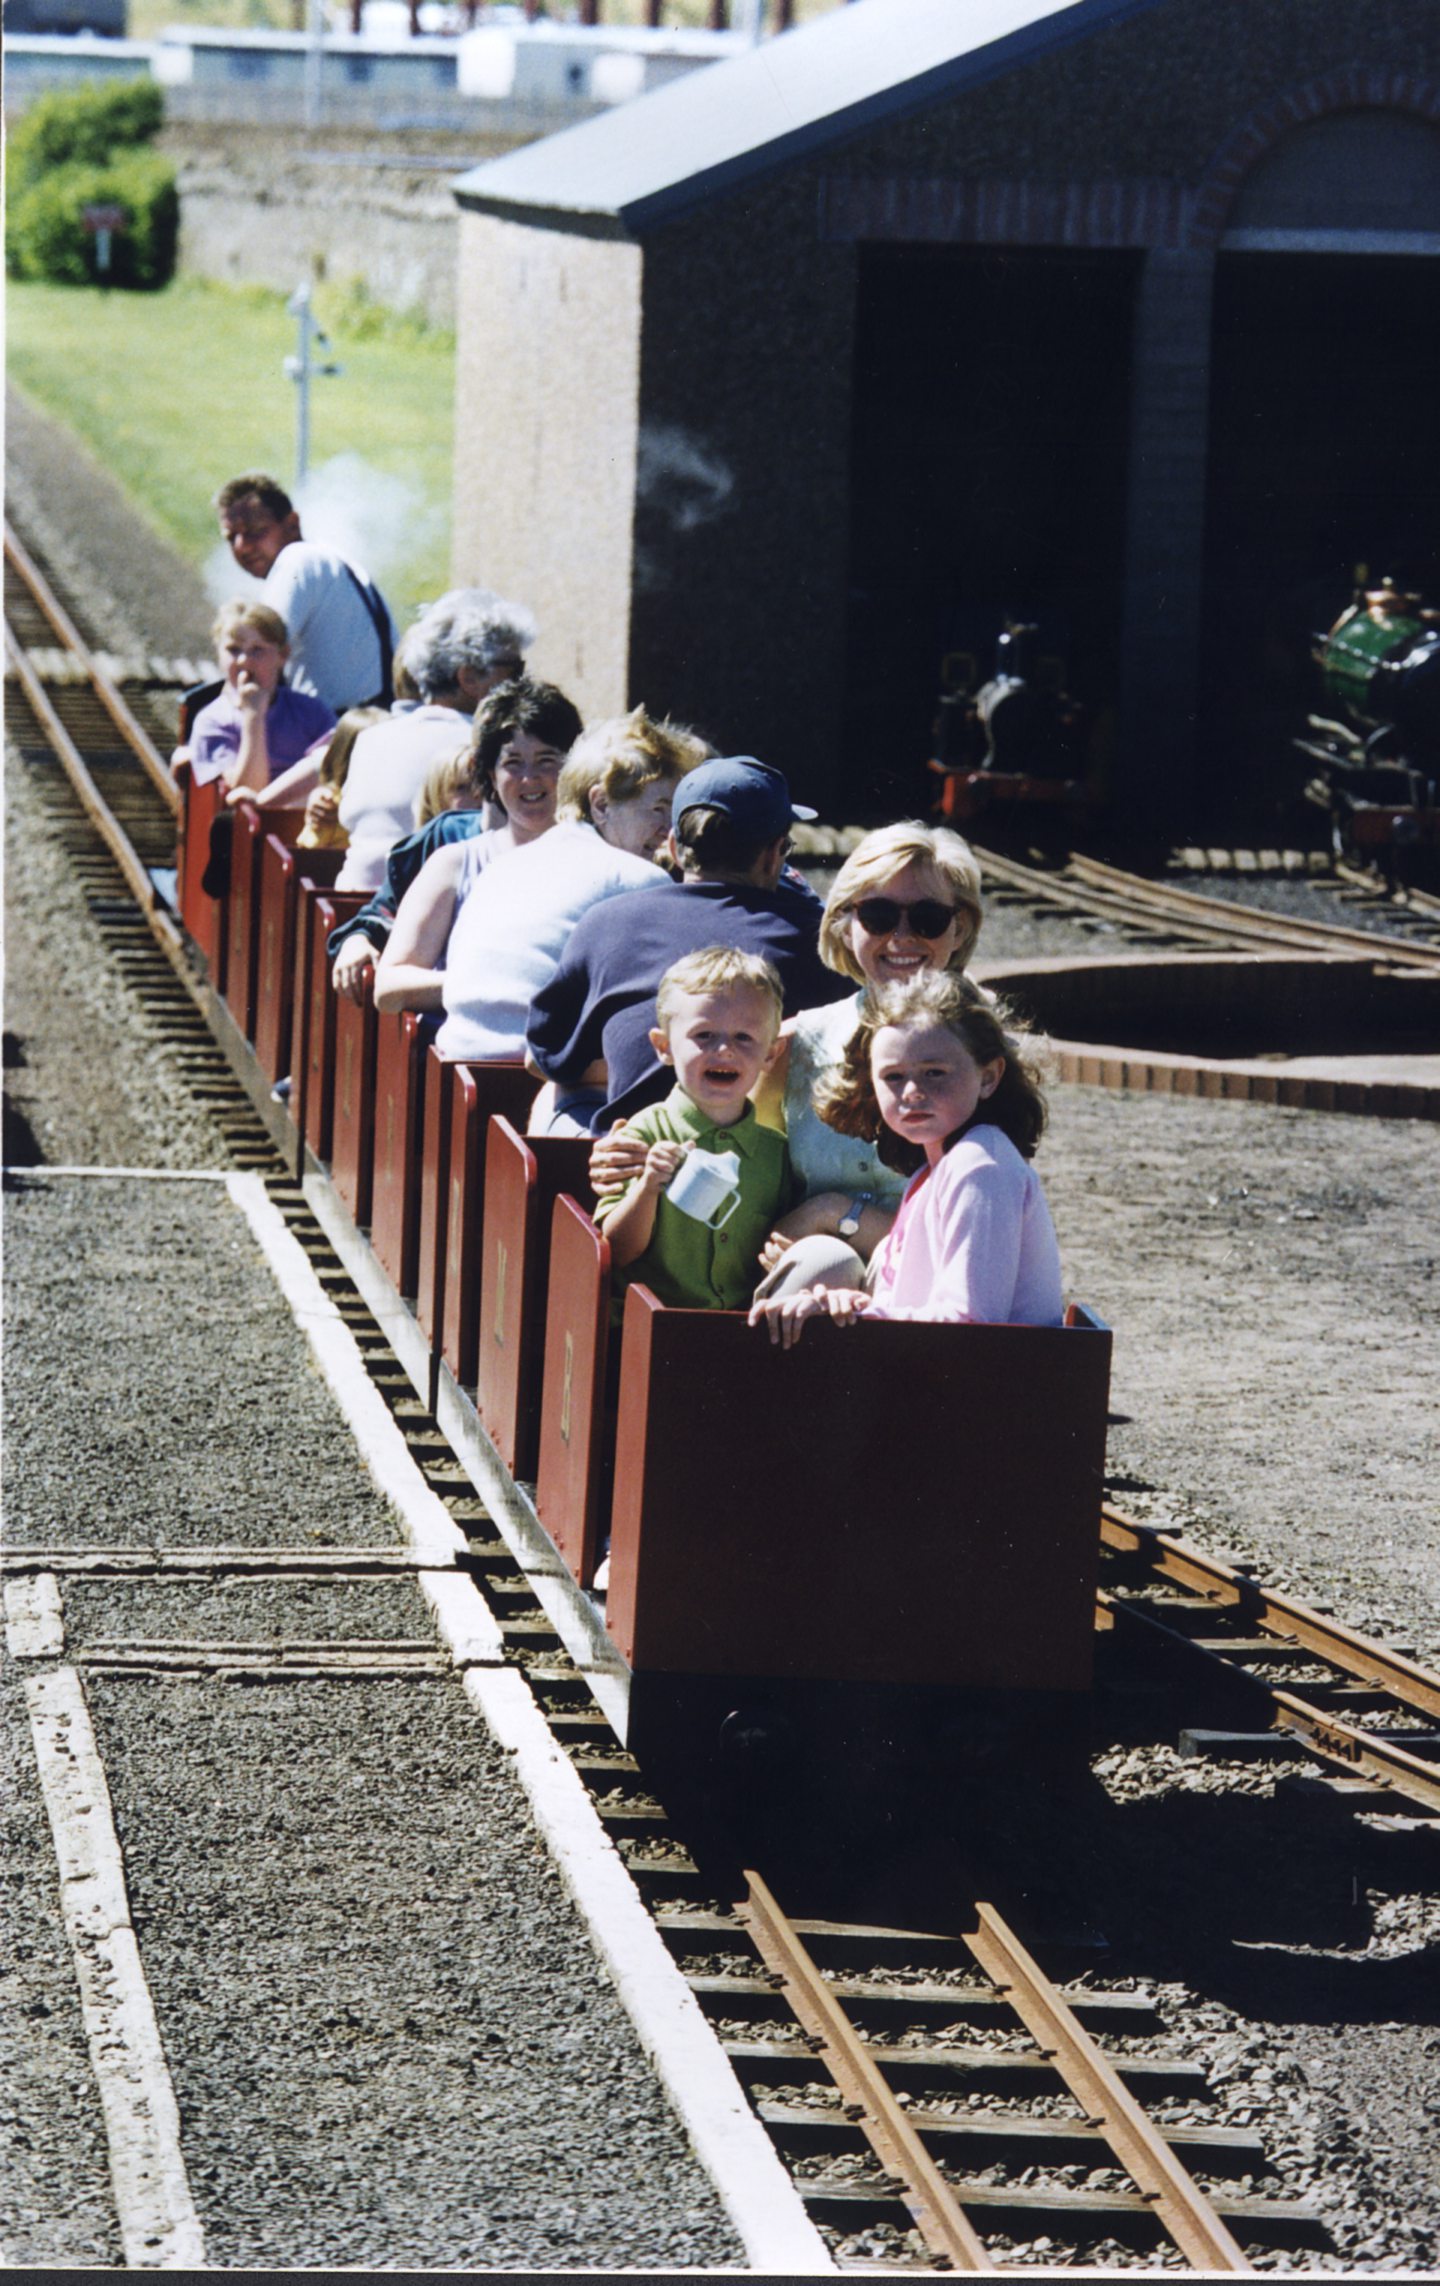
7, 518, 1438, 2270
975, 845, 1440, 970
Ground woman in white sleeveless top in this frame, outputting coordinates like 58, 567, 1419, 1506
373, 709, 702, 1058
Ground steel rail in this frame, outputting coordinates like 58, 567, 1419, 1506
4, 618, 185, 950
1067, 853, 1440, 970
958, 1900, 1253, 2273
977, 845, 1440, 970
742, 1873, 1254, 2273
740, 1871, 995, 2272
4, 520, 181, 814
1100, 1508, 1440, 1721
1101, 1593, 1440, 1815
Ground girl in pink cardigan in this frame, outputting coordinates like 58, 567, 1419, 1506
748, 971, 1062, 1346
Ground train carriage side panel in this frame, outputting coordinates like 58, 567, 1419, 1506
331, 980, 380, 1228
254, 835, 344, 1085
535, 1196, 613, 1589
224, 803, 309, 1045
606, 1289, 1111, 1693
477, 1119, 594, 1481
371, 1011, 429, 1296
416, 1046, 453, 1344
438, 1061, 539, 1388
303, 893, 367, 1163
178, 767, 225, 982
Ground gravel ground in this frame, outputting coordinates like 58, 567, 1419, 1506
4, 747, 230, 1171
84, 1674, 734, 2273
1, 1171, 741, 2270
5, 391, 1437, 2272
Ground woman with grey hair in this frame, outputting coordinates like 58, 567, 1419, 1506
240, 586, 536, 873
328, 586, 538, 889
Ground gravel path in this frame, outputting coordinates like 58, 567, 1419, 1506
5, 389, 1437, 2272
1, 1170, 742, 2270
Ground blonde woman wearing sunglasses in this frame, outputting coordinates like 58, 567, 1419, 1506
590, 820, 984, 1273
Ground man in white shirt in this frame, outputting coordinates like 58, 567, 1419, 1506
214, 471, 397, 714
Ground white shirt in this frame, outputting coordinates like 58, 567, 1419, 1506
262, 540, 395, 713
335, 706, 471, 891
865, 1125, 1064, 1325
438, 823, 667, 1062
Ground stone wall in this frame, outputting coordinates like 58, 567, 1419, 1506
453, 211, 643, 723
166, 126, 518, 329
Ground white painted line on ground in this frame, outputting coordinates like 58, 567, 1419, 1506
224, 1173, 499, 1644
466, 1667, 838, 2277
1, 1165, 231, 1181
418, 1570, 506, 1666
5, 1573, 65, 1658
24, 1666, 206, 2269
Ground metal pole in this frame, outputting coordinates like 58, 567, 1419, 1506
284, 282, 342, 495
304, 0, 324, 130
287, 284, 313, 491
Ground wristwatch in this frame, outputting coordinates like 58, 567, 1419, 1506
837, 1191, 874, 1239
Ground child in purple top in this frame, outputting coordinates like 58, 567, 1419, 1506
749, 970, 1062, 1345
190, 600, 335, 793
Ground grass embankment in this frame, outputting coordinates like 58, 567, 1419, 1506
7, 274, 454, 622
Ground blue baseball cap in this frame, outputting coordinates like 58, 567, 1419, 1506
672, 756, 817, 842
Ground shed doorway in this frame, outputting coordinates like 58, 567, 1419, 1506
1200, 248, 1440, 819
841, 245, 1137, 819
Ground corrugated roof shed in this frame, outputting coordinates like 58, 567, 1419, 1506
452, 0, 1162, 235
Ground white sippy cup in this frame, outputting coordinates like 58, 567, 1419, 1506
664, 1146, 742, 1228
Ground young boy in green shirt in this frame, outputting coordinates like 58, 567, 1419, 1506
594, 946, 792, 1311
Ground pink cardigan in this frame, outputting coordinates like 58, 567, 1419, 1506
865, 1124, 1064, 1326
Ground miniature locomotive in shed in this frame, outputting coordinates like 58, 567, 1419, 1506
1298, 579, 1440, 877
926, 623, 1102, 851
174, 762, 1113, 1789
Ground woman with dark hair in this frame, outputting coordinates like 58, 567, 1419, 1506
328, 677, 582, 1004
373, 709, 699, 1059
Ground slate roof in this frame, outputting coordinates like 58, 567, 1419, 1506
452, 0, 1161, 236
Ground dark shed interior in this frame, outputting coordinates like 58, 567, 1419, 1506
843, 247, 1137, 816
1202, 251, 1440, 813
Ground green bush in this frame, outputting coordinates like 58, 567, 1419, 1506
6, 80, 165, 199
6, 150, 179, 290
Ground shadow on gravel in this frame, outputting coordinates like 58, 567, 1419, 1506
679, 1763, 1440, 2040
1209, 1941, 1440, 2026
3, 1086, 44, 1176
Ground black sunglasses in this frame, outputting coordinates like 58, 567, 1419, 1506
852, 897, 959, 940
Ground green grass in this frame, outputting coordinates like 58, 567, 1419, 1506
6, 272, 454, 622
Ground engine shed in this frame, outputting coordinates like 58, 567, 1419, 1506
450, 0, 1440, 828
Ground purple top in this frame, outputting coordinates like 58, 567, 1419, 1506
190, 683, 337, 787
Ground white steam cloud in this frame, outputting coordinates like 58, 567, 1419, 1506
632, 422, 736, 593
636, 423, 735, 534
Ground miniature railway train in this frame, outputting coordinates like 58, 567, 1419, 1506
1299, 579, 1440, 874
175, 759, 1114, 1784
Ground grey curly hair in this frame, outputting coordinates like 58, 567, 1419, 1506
403, 587, 538, 701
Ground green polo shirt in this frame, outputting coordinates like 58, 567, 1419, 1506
594, 1088, 793, 1313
